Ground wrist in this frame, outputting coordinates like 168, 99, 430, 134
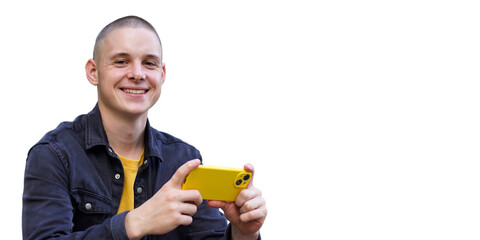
125, 210, 145, 240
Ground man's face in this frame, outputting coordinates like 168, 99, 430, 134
94, 27, 164, 118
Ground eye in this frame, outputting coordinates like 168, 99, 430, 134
144, 61, 159, 68
145, 61, 157, 66
113, 60, 128, 67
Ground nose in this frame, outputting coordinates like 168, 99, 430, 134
127, 61, 146, 81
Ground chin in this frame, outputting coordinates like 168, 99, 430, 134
122, 104, 151, 116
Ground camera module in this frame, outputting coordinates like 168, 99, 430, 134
235, 179, 242, 186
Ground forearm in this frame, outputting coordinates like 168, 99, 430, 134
23, 212, 129, 240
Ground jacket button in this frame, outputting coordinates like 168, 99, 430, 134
136, 187, 143, 194
85, 203, 92, 210
115, 173, 121, 180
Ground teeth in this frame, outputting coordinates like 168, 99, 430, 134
123, 89, 146, 94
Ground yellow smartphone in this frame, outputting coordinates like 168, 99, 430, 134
181, 165, 252, 202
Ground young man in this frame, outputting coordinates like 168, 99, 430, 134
22, 16, 267, 240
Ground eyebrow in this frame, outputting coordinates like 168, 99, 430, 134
144, 54, 161, 63
109, 52, 130, 60
109, 52, 161, 62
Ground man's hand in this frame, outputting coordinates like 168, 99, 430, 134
207, 164, 267, 240
125, 159, 202, 240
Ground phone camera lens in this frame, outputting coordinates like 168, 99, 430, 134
236, 179, 242, 186
243, 174, 250, 181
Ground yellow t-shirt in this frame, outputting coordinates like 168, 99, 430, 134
117, 150, 144, 214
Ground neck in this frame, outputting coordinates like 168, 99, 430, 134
98, 104, 147, 160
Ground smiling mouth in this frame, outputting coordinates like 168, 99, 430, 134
122, 88, 148, 94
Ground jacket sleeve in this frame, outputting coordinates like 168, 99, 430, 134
22, 144, 129, 240
223, 224, 262, 240
184, 201, 227, 239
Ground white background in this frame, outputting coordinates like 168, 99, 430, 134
1, 0, 480, 239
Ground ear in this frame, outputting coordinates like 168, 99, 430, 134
85, 59, 99, 86
160, 63, 166, 85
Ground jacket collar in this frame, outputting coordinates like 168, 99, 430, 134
84, 104, 163, 161
85, 104, 108, 150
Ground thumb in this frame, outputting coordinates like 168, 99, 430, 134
206, 200, 227, 209
169, 159, 201, 187
244, 163, 255, 188
207, 201, 239, 222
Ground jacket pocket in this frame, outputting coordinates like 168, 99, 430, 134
71, 189, 112, 231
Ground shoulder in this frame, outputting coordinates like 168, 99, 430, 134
29, 114, 89, 161
26, 120, 75, 175
26, 112, 96, 178
156, 129, 190, 145
35, 114, 87, 146
147, 126, 202, 161
151, 127, 195, 147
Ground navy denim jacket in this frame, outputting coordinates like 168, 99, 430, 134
23, 105, 232, 240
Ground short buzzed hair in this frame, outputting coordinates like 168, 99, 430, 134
93, 15, 163, 63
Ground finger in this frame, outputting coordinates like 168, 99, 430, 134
169, 159, 201, 187
240, 205, 268, 222
239, 196, 266, 214
244, 163, 255, 188
207, 201, 238, 219
178, 214, 194, 226
244, 163, 254, 173
179, 202, 199, 216
179, 189, 203, 206
235, 187, 262, 208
